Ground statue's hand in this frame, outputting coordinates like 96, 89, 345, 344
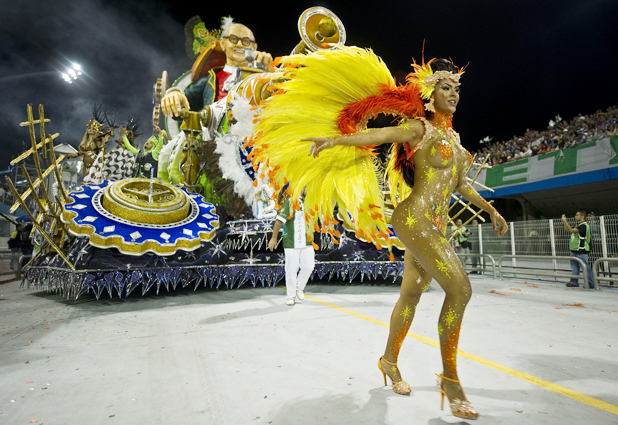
255, 50, 273, 69
162, 90, 190, 117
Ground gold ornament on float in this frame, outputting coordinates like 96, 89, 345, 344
101, 179, 191, 225
293, 7, 346, 54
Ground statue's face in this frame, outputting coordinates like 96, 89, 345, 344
87, 120, 103, 136
222, 24, 256, 67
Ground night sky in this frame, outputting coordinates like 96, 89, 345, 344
1, 0, 616, 170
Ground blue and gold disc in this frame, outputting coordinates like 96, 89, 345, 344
61, 179, 219, 256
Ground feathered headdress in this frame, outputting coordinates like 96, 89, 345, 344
406, 55, 464, 113
87, 104, 105, 132
407, 58, 464, 101
126, 118, 141, 137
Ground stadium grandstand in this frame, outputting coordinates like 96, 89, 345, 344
469, 104, 618, 220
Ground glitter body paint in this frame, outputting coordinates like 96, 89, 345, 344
382, 116, 479, 385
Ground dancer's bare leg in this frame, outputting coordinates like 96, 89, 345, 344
412, 228, 472, 403
381, 249, 431, 383
391, 207, 473, 403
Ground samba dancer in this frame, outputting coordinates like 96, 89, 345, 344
251, 47, 508, 419
305, 57, 507, 420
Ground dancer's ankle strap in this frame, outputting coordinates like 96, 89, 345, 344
436, 373, 459, 383
380, 356, 398, 366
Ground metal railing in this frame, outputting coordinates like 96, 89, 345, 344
470, 214, 618, 262
0, 192, 15, 205
0, 252, 30, 280
593, 258, 618, 286
498, 254, 594, 289
454, 253, 497, 279
460, 213, 618, 289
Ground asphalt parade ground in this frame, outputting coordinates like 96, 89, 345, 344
1, 274, 617, 425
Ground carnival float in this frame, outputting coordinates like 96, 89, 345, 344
7, 7, 491, 300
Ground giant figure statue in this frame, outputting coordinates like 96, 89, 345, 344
157, 10, 345, 219
161, 22, 273, 118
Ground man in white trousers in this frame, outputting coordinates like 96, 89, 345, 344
268, 194, 315, 305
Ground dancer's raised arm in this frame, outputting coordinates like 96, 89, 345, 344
303, 119, 425, 158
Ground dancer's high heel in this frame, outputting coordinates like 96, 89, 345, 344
378, 357, 411, 395
436, 374, 479, 420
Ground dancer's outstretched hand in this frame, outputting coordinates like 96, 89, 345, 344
303, 137, 336, 158
492, 211, 508, 236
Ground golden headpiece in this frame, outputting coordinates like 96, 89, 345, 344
407, 57, 464, 112
86, 119, 104, 132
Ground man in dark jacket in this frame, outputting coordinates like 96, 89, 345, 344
8, 223, 23, 270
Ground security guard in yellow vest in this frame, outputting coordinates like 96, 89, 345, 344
562, 210, 594, 289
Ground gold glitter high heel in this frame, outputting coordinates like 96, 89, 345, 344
378, 357, 411, 395
436, 374, 479, 420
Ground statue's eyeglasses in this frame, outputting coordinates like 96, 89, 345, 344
223, 35, 255, 47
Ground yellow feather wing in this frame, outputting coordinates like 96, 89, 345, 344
251, 46, 394, 250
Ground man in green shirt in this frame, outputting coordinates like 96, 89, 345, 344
562, 209, 595, 289
268, 194, 315, 305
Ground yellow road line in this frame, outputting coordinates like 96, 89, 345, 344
304, 293, 618, 416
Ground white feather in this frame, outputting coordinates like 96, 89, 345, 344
221, 16, 234, 35
254, 162, 277, 219
214, 94, 260, 208
167, 132, 187, 184
157, 134, 178, 182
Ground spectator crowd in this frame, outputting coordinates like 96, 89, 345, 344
474, 105, 618, 166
